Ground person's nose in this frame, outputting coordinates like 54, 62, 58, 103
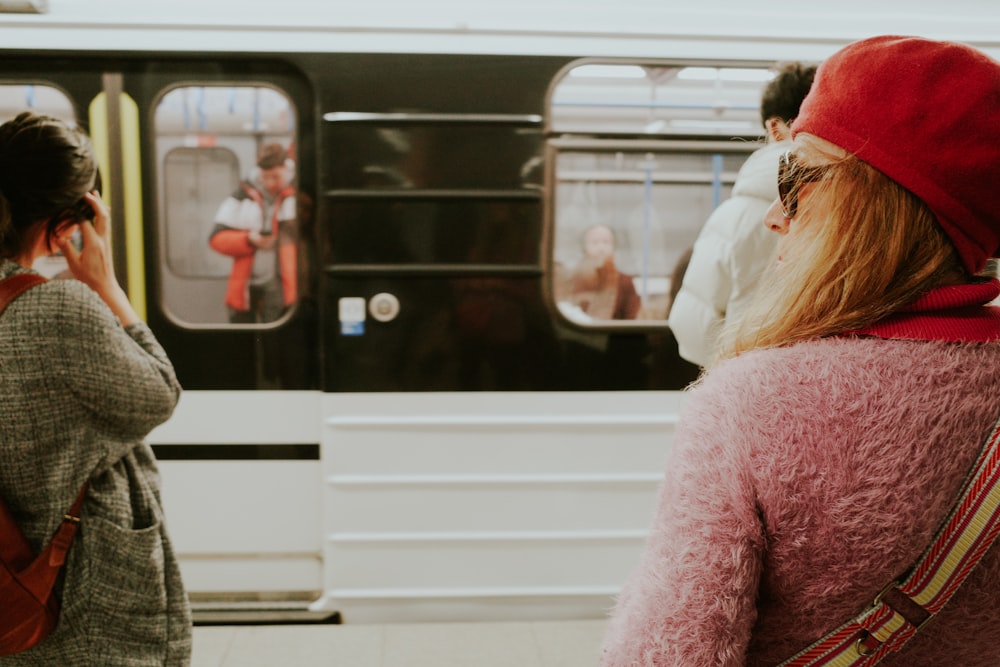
764, 199, 789, 235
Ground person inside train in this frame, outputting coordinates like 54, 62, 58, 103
601, 36, 1000, 665
668, 61, 816, 367
209, 141, 297, 324
0, 112, 191, 664
560, 223, 642, 320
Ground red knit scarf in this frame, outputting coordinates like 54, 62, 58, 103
850, 278, 1000, 343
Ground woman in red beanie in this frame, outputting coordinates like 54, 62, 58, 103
601, 36, 1000, 666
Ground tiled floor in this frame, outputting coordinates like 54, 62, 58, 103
192, 619, 607, 666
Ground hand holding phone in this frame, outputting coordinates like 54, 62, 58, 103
55, 191, 140, 326
248, 229, 277, 250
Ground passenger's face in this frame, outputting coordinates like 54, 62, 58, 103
261, 165, 289, 196
766, 148, 825, 264
764, 184, 820, 264
584, 226, 615, 260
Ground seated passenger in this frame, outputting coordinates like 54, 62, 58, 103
563, 224, 641, 320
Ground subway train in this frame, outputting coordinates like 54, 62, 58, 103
1, 1, 998, 624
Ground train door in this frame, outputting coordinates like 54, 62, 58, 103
0, 56, 326, 621
296, 54, 694, 624
258, 53, 774, 624
137, 63, 324, 622
300, 54, 676, 623
0, 58, 315, 385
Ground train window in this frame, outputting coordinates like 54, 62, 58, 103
327, 199, 540, 265
321, 113, 543, 270
325, 122, 542, 190
154, 85, 298, 326
548, 62, 773, 323
0, 83, 74, 123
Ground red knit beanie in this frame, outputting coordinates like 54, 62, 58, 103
792, 35, 1000, 274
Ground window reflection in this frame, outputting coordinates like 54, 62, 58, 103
155, 85, 297, 325
326, 124, 542, 190
549, 63, 773, 324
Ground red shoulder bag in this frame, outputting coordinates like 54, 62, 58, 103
0, 272, 87, 657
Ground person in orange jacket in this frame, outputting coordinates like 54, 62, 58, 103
209, 142, 297, 323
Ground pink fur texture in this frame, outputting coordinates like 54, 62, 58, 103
601, 336, 1000, 666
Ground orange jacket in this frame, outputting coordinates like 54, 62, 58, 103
209, 183, 296, 312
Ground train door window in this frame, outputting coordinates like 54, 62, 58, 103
0, 83, 74, 122
154, 85, 297, 326
547, 63, 773, 324
0, 84, 77, 278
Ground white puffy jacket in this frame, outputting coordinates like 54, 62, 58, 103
668, 140, 788, 367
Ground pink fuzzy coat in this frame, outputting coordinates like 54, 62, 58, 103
601, 336, 1000, 666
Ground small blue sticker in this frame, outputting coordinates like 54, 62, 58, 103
341, 320, 365, 336
339, 297, 367, 336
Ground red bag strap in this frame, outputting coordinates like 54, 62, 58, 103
780, 413, 1000, 666
0, 272, 48, 314
18, 486, 87, 601
0, 272, 51, 566
0, 490, 35, 567
0, 271, 87, 598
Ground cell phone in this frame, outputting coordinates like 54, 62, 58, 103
69, 198, 96, 222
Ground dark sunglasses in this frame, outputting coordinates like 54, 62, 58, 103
777, 150, 824, 219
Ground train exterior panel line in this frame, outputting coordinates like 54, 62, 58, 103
0, 2, 998, 623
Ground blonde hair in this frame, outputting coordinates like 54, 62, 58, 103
717, 134, 967, 362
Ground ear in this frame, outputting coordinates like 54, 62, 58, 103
766, 117, 792, 143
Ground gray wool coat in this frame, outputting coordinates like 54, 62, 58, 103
0, 260, 191, 666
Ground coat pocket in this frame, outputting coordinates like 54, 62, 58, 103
63, 513, 168, 655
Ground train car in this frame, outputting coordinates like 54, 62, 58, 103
0, 0, 997, 624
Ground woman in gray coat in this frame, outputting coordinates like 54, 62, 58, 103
0, 112, 191, 665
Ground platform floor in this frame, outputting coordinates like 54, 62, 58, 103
192, 619, 607, 666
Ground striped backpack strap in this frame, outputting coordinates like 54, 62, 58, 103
779, 413, 1000, 667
